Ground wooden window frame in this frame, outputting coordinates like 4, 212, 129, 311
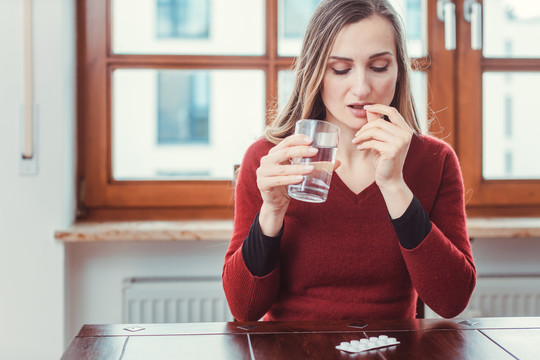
77, 0, 446, 221
78, 0, 296, 220
79, 0, 539, 221
455, 1, 540, 217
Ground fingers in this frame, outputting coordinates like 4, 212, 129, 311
363, 104, 412, 131
266, 134, 318, 164
257, 162, 313, 182
366, 108, 380, 123
257, 134, 320, 193
354, 124, 411, 148
353, 105, 412, 159
256, 173, 304, 194
268, 133, 311, 153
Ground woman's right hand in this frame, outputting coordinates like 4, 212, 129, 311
256, 134, 318, 236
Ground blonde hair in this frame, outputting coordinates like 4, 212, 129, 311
265, 0, 423, 144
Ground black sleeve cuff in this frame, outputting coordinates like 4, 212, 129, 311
390, 196, 432, 250
241, 213, 283, 277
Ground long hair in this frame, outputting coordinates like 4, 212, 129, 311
265, 0, 423, 144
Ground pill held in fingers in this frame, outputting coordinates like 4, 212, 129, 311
336, 335, 400, 353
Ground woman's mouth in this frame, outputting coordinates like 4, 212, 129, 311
348, 103, 371, 117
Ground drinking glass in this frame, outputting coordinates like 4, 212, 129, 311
288, 119, 340, 203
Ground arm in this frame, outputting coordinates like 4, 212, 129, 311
222, 141, 281, 321
400, 148, 476, 318
355, 105, 475, 317
222, 137, 317, 320
355, 104, 415, 219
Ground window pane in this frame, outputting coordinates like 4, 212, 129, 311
278, 0, 427, 58
411, 70, 428, 132
278, 0, 321, 56
397, 0, 427, 58
277, 70, 295, 111
277, 70, 428, 131
156, 0, 209, 39
157, 71, 210, 144
483, 72, 540, 179
112, 0, 265, 55
112, 69, 265, 180
484, 0, 540, 58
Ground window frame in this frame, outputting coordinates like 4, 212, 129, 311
455, 0, 540, 217
79, 0, 539, 221
78, 0, 295, 220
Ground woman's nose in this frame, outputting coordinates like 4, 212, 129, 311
350, 72, 370, 97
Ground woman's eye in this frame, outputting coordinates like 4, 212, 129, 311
371, 65, 388, 73
331, 68, 350, 75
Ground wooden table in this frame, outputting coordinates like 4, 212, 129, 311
61, 317, 540, 359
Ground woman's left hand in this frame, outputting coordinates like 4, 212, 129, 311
352, 104, 413, 190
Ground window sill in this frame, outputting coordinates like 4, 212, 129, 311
467, 217, 540, 239
55, 220, 233, 242
54, 217, 540, 243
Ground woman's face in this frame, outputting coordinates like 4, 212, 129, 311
322, 15, 398, 132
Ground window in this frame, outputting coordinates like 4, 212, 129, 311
77, 0, 431, 220
156, 0, 210, 39
157, 71, 210, 145
112, 69, 264, 181
80, 0, 539, 220
458, 0, 540, 216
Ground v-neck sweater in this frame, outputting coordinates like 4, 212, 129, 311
223, 134, 476, 321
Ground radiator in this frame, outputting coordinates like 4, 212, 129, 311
122, 276, 234, 323
425, 276, 540, 318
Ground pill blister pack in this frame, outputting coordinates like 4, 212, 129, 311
336, 335, 400, 353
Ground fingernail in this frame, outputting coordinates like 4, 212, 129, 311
304, 165, 314, 171
308, 147, 318, 154
363, 105, 372, 109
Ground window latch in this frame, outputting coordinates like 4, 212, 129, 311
464, 0, 482, 50
437, 0, 456, 51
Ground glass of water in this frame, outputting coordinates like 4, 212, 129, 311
288, 119, 340, 203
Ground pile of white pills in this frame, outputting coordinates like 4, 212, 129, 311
336, 335, 400, 353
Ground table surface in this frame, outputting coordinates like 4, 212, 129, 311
61, 317, 540, 360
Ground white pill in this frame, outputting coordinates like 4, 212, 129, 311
360, 338, 369, 344
340, 341, 349, 347
379, 335, 388, 340
370, 337, 379, 341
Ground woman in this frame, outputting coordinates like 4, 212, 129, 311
223, 0, 476, 321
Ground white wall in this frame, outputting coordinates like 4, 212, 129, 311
64, 240, 229, 344
0, 0, 75, 359
471, 237, 540, 276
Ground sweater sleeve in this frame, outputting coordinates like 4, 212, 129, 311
242, 213, 283, 277
222, 139, 281, 321
390, 196, 432, 250
400, 145, 476, 318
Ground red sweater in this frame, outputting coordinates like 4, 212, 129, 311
223, 134, 476, 321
